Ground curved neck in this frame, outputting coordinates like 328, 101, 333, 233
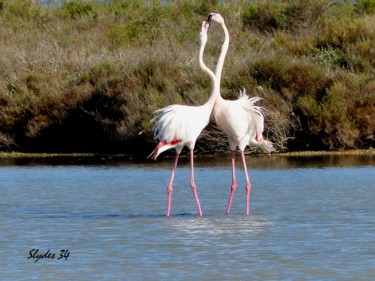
199, 37, 218, 107
214, 21, 229, 87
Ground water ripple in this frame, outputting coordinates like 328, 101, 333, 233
0, 157, 374, 280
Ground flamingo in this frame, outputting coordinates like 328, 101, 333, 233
149, 20, 218, 217
207, 13, 275, 215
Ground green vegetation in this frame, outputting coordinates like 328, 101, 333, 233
0, 0, 374, 156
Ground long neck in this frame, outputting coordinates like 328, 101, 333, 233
214, 21, 229, 89
199, 37, 218, 108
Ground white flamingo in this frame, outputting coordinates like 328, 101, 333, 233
149, 21, 217, 217
208, 13, 274, 215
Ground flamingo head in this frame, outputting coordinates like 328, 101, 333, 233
200, 20, 209, 43
207, 13, 224, 25
202, 20, 209, 32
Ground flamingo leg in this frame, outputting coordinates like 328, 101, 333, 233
166, 153, 179, 216
240, 151, 252, 215
226, 150, 237, 214
189, 149, 203, 216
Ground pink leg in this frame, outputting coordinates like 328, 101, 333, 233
189, 149, 203, 216
226, 150, 237, 214
240, 151, 252, 215
166, 153, 179, 216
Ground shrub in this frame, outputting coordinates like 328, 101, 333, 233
61, 0, 96, 19
242, 2, 281, 32
3, 0, 39, 20
242, 0, 329, 33
356, 0, 375, 14
251, 55, 331, 99
319, 17, 373, 48
297, 80, 362, 149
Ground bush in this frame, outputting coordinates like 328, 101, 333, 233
242, 2, 280, 32
242, 0, 329, 33
356, 0, 375, 14
319, 16, 374, 48
61, 0, 96, 19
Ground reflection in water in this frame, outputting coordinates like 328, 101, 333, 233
0, 152, 374, 169
169, 215, 272, 236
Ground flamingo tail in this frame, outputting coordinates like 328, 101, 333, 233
259, 139, 275, 155
148, 140, 182, 160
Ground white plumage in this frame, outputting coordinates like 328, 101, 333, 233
150, 103, 211, 156
214, 89, 263, 149
208, 13, 274, 215
149, 21, 218, 216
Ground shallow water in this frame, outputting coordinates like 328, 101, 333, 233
1, 154, 374, 280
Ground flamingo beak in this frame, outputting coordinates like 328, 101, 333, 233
204, 20, 209, 31
207, 13, 214, 23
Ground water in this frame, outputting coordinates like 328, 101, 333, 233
1, 154, 374, 280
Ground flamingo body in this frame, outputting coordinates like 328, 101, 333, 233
214, 91, 274, 153
149, 21, 217, 216
150, 104, 211, 159
214, 91, 263, 150
208, 13, 274, 215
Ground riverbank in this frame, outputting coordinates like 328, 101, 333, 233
276, 149, 375, 157
1, 149, 374, 160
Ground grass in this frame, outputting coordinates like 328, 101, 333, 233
0, 0, 374, 156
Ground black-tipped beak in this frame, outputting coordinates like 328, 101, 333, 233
207, 14, 213, 23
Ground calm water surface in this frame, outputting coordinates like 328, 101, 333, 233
1, 154, 374, 280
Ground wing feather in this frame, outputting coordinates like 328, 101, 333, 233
151, 104, 210, 145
